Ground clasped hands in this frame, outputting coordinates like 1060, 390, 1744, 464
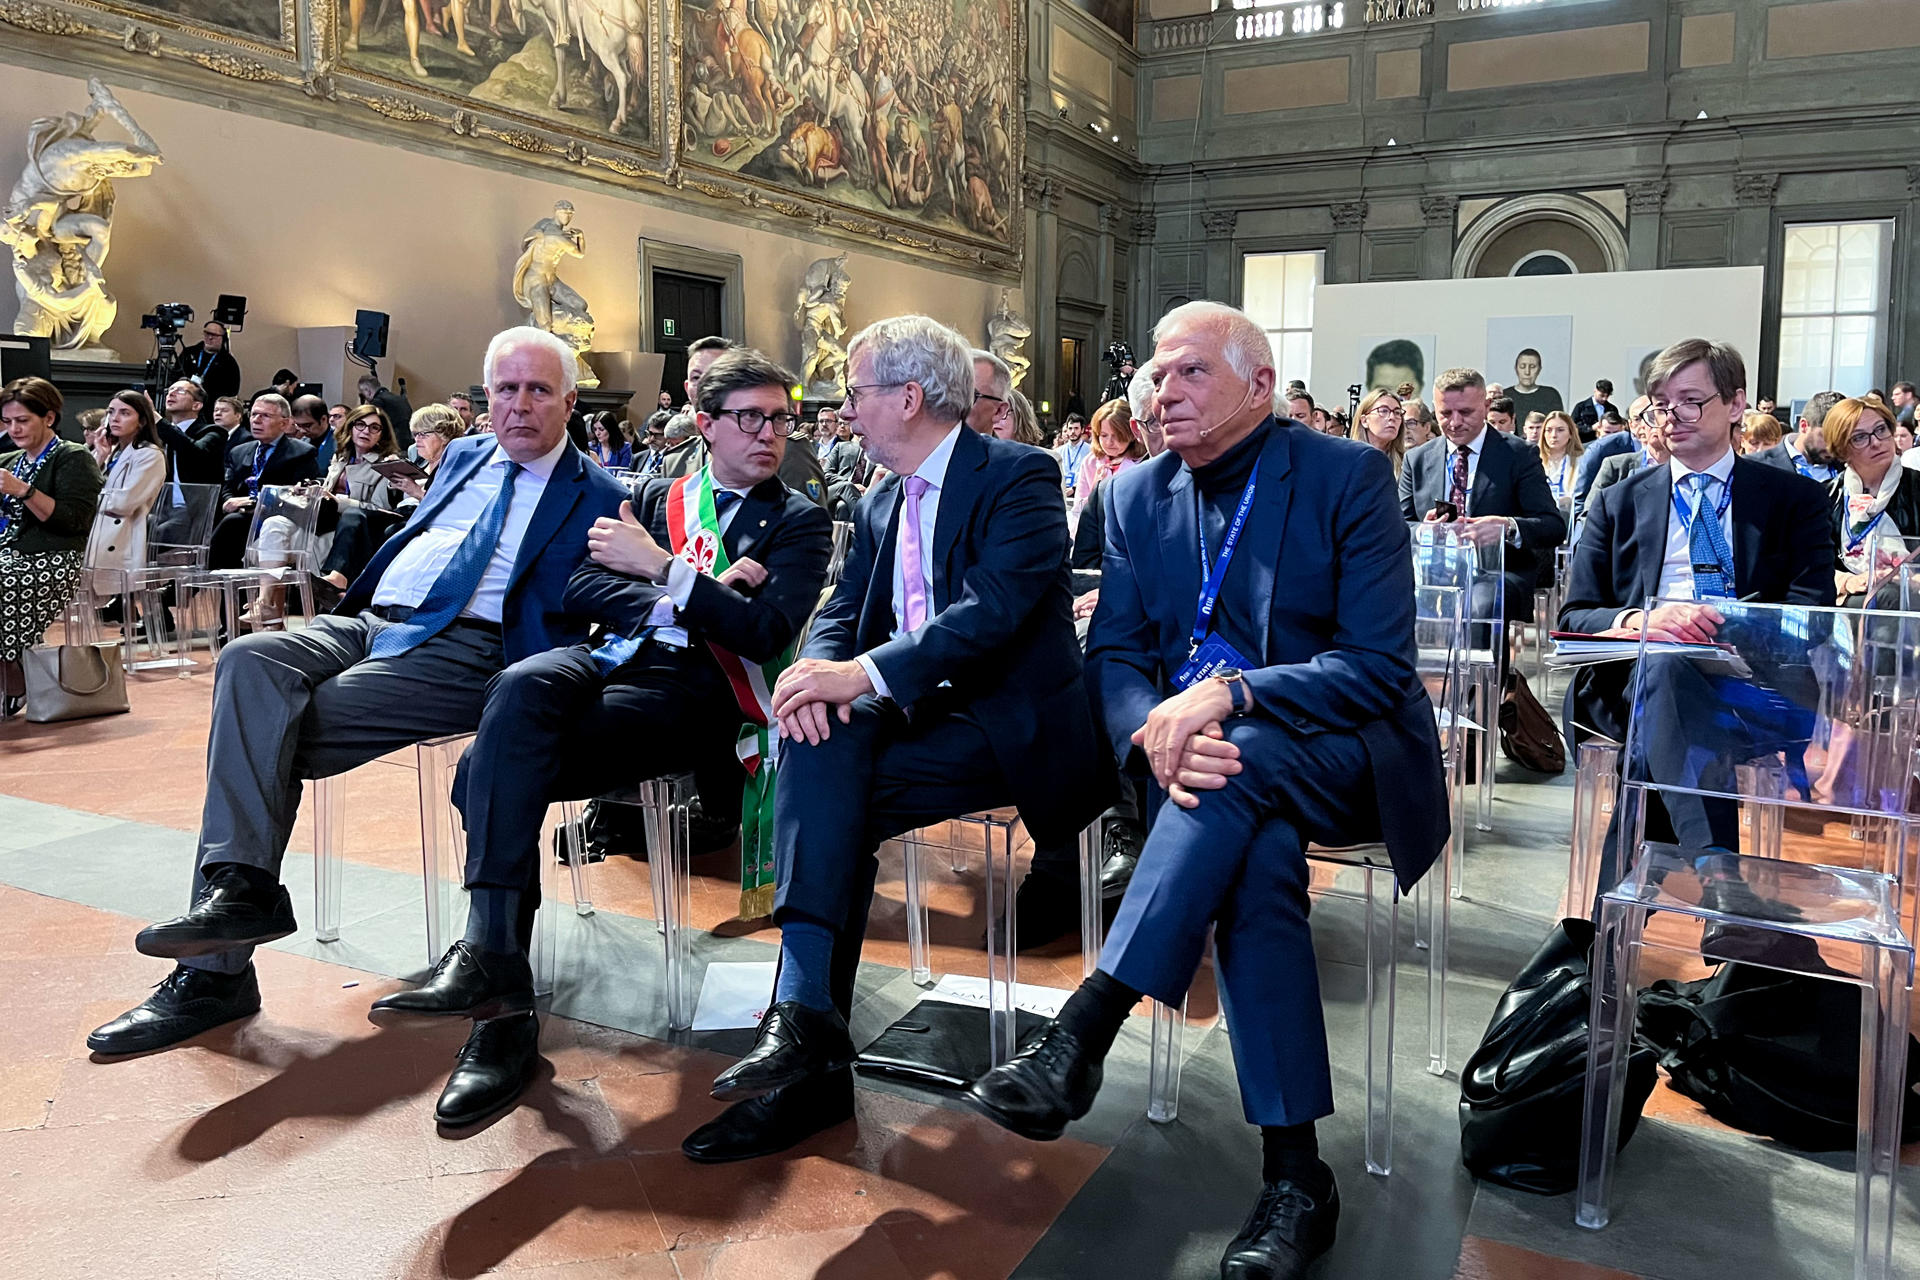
587, 500, 767, 591
1134, 678, 1245, 810
771, 658, 874, 745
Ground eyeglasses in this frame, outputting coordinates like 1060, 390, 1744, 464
1638, 397, 1720, 426
1848, 422, 1895, 452
973, 391, 1007, 406
844, 382, 903, 410
1370, 406, 1405, 419
713, 407, 800, 435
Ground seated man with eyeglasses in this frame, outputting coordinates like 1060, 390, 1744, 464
369, 349, 832, 1126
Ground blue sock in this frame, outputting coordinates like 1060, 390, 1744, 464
464, 887, 524, 955
773, 919, 837, 1011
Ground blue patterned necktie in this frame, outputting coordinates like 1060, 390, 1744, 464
367, 459, 522, 659
587, 489, 742, 674
1685, 473, 1734, 600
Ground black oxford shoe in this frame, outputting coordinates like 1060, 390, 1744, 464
87, 965, 262, 1055
1219, 1172, 1340, 1280
965, 1021, 1102, 1141
135, 866, 297, 959
369, 941, 534, 1021
682, 1068, 856, 1164
1098, 822, 1144, 901
436, 1011, 541, 1129
709, 1001, 854, 1102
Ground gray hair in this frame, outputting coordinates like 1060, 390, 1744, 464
251, 393, 291, 417
1151, 301, 1273, 382
1434, 367, 1487, 395
1127, 365, 1156, 422
411, 402, 465, 439
971, 348, 1012, 401
847, 315, 975, 423
663, 411, 696, 442
483, 325, 578, 397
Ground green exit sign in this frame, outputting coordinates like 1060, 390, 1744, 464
663, 318, 676, 336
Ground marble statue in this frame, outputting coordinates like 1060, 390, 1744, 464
987, 288, 1032, 391
2, 79, 164, 358
511, 199, 599, 388
794, 252, 851, 400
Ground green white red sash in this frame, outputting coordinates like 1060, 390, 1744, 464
666, 467, 787, 918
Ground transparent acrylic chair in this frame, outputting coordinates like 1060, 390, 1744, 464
897, 809, 1024, 1067
1575, 599, 1920, 1280
1411, 523, 1503, 884
1565, 739, 1621, 918
200, 485, 323, 644
826, 520, 855, 586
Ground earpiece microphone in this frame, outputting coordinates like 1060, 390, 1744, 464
1195, 383, 1261, 439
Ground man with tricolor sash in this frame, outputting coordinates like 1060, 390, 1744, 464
374, 349, 832, 1125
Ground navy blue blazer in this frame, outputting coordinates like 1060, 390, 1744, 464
1573, 431, 1639, 520
1089, 419, 1448, 888
1399, 427, 1567, 579
803, 423, 1113, 846
340, 434, 627, 663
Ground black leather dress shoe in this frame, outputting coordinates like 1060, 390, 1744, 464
1099, 821, 1144, 901
965, 1021, 1102, 1141
134, 866, 297, 959
711, 1001, 854, 1101
369, 941, 534, 1021
683, 1068, 855, 1163
436, 1011, 540, 1128
1013, 870, 1080, 950
1220, 1172, 1340, 1280
86, 964, 261, 1055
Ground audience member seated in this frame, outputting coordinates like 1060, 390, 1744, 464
1401, 395, 1435, 449
251, 368, 299, 407
447, 392, 476, 430
967, 301, 1446, 1280
86, 327, 626, 1063
1400, 366, 1567, 625
155, 380, 226, 485
471, 411, 493, 435
967, 349, 1014, 439
207, 395, 321, 571
1070, 398, 1145, 526
216, 395, 252, 457
1485, 395, 1517, 435
1352, 387, 1407, 478
392, 403, 467, 509
1740, 408, 1783, 455
1570, 378, 1616, 438
635, 412, 669, 475
1822, 395, 1920, 606
666, 338, 829, 507
1589, 404, 1670, 500
1003, 389, 1047, 446
311, 404, 411, 595
1748, 390, 1843, 482
586, 412, 632, 469
1538, 410, 1583, 506
819, 407, 864, 479
1055, 413, 1090, 504
1895, 418, 1915, 458
290, 395, 336, 472
0, 378, 103, 718
1572, 395, 1647, 522
678, 315, 1112, 1166
85, 389, 168, 577
1557, 337, 1834, 879
1522, 411, 1545, 446
179, 320, 241, 401
371, 349, 832, 1125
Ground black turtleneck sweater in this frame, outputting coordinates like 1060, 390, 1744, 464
1186, 419, 1271, 669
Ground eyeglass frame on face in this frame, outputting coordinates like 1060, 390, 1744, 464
843, 381, 904, 411
1638, 394, 1722, 427
1369, 404, 1405, 420
973, 390, 1007, 406
711, 406, 800, 435
1848, 421, 1895, 453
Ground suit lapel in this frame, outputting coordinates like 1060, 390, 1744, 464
1470, 434, 1502, 515
932, 427, 987, 610
1729, 457, 1764, 594
1632, 466, 1672, 608
505, 444, 586, 599
1157, 462, 1202, 666
725, 477, 785, 563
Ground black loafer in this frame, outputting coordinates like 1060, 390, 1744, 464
682, 1068, 855, 1163
369, 941, 534, 1021
436, 1011, 540, 1128
709, 1001, 854, 1102
135, 866, 297, 959
965, 1021, 1103, 1141
87, 964, 262, 1055
1220, 1171, 1340, 1280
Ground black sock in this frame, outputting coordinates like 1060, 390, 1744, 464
1054, 968, 1142, 1059
1260, 1122, 1329, 1192
205, 861, 279, 899
464, 887, 525, 955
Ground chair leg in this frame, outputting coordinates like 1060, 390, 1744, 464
1147, 997, 1186, 1125
1575, 896, 1648, 1231
1363, 867, 1398, 1176
1857, 944, 1912, 1280
532, 809, 557, 1000
1079, 817, 1105, 980
559, 800, 593, 916
640, 776, 696, 1030
311, 775, 345, 945
902, 832, 933, 986
1425, 842, 1450, 1079
983, 817, 1018, 1067
414, 735, 470, 968
1475, 664, 1497, 836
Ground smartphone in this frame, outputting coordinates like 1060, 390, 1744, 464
1432, 500, 1459, 522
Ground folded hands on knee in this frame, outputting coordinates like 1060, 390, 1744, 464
1132, 680, 1245, 809
771, 658, 874, 745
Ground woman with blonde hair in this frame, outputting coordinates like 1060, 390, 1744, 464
1740, 409, 1783, 455
1001, 389, 1047, 446
1351, 388, 1407, 476
1071, 397, 1146, 524
1824, 395, 1920, 606
1536, 410, 1584, 503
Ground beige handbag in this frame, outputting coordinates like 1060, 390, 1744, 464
22, 642, 130, 723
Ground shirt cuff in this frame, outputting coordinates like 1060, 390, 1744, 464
855, 653, 893, 701
665, 555, 696, 609
1613, 608, 1638, 632
645, 596, 677, 629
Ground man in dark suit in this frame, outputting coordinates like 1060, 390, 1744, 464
88, 328, 627, 1062
1749, 390, 1844, 484
1572, 395, 1649, 523
154, 379, 227, 486
206, 393, 322, 569
1570, 378, 1616, 437
681, 315, 1112, 1164
666, 336, 829, 507
1399, 367, 1566, 623
1559, 339, 1834, 883
968, 302, 1448, 1280
358, 373, 415, 449
370, 350, 831, 1126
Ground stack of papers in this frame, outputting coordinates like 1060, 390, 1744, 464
1547, 633, 1753, 678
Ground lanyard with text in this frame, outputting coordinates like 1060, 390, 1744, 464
1670, 471, 1733, 533
1844, 509, 1887, 557
1190, 456, 1262, 655
249, 438, 278, 493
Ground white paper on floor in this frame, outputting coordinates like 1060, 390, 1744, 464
928, 975, 1071, 1018
691, 960, 778, 1031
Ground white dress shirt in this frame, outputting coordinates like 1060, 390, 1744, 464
372, 435, 568, 621
1614, 445, 1737, 627
858, 423, 963, 699
1444, 427, 1488, 503
644, 480, 753, 647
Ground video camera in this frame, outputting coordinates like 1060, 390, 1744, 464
1103, 342, 1135, 373
140, 301, 194, 335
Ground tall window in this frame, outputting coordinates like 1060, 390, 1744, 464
1242, 251, 1322, 391
1776, 220, 1894, 406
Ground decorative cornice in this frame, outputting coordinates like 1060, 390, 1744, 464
1330, 200, 1369, 231
1734, 172, 1779, 206
1625, 179, 1668, 214
1132, 213, 1158, 240
0, 0, 111, 38
1022, 173, 1056, 211
1419, 195, 1458, 228
1200, 209, 1237, 236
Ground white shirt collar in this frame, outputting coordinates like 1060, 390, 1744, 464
1451, 426, 1488, 456
1669, 445, 1737, 488
910, 423, 965, 489
488, 433, 569, 480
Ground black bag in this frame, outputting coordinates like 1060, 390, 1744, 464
1637, 962, 1920, 1152
1460, 919, 1659, 1194
1499, 670, 1566, 774
855, 999, 1049, 1090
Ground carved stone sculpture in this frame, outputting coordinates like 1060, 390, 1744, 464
987, 288, 1032, 391
2, 78, 163, 358
511, 200, 599, 388
794, 252, 851, 400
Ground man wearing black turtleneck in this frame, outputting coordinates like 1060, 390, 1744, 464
968, 301, 1448, 1280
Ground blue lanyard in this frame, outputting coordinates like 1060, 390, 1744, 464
1671, 471, 1733, 531
0, 437, 57, 537
1191, 456, 1261, 653
1844, 507, 1888, 556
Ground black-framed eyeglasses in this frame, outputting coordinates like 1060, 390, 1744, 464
1638, 397, 1720, 426
974, 391, 1007, 406
713, 407, 800, 435
844, 382, 904, 410
1848, 422, 1895, 452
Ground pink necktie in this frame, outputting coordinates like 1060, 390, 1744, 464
899, 475, 931, 633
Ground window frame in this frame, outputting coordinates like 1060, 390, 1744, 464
1761, 205, 1907, 403
1237, 247, 1326, 392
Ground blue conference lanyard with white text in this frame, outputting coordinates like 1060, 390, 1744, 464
1670, 470, 1733, 533
1173, 456, 1261, 689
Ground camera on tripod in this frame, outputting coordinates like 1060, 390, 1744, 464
141, 301, 193, 335
1103, 342, 1135, 373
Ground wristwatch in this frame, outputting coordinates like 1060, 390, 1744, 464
1212, 667, 1249, 715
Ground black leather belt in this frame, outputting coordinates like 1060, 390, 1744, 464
369, 604, 503, 636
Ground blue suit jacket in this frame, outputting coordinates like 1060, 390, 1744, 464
1089, 418, 1448, 887
340, 433, 627, 663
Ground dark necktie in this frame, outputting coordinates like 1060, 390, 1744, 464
1449, 446, 1471, 513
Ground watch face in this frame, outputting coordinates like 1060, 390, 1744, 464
1215, 668, 1242, 681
